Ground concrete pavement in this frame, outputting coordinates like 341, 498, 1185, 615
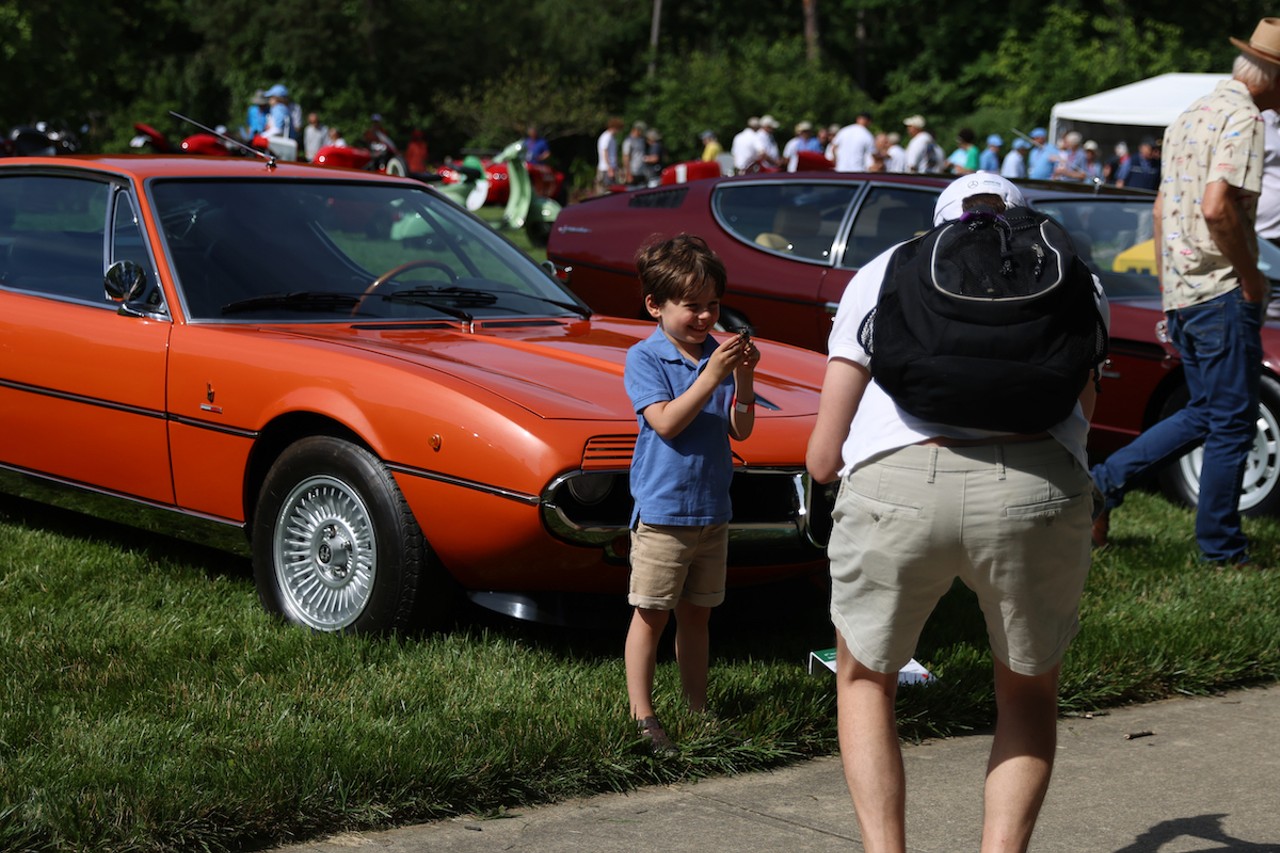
273, 685, 1280, 852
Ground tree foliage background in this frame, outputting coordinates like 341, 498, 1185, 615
0, 0, 1269, 185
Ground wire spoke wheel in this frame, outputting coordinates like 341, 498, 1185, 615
274, 475, 377, 631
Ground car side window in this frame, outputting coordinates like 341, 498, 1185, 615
842, 185, 936, 269
712, 182, 861, 263
110, 190, 165, 310
0, 175, 110, 305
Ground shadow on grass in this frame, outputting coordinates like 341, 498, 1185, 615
0, 491, 253, 582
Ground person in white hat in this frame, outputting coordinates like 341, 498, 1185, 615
1091, 17, 1280, 564
731, 117, 764, 173
808, 171, 1108, 852
782, 120, 820, 171
901, 114, 941, 173
755, 115, 782, 169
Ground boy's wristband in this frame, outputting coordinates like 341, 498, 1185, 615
734, 396, 755, 413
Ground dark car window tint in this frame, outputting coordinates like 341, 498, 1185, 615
713, 182, 859, 263
0, 175, 109, 304
843, 186, 936, 269
152, 179, 586, 322
1033, 199, 1158, 299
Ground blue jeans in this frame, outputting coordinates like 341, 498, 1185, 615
1091, 288, 1262, 563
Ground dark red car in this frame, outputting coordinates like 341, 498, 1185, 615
547, 172, 1280, 516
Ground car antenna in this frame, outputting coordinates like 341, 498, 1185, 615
168, 110, 277, 169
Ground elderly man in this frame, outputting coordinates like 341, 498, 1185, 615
1091, 18, 1280, 568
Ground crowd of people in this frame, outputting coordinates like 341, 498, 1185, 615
593, 111, 1166, 192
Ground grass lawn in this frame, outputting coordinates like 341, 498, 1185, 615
1, 486, 1278, 852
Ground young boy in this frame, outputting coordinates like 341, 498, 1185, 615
622, 233, 759, 755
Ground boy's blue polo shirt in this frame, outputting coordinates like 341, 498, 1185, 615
624, 326, 734, 528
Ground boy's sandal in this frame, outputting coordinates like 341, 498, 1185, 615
637, 716, 677, 757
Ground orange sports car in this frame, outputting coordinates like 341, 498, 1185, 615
0, 155, 831, 634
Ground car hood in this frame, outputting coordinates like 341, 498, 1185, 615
271, 318, 825, 420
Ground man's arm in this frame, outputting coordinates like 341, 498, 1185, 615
805, 358, 871, 484
1202, 179, 1269, 303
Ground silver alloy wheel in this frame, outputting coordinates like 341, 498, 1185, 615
1176, 405, 1280, 513
273, 474, 377, 631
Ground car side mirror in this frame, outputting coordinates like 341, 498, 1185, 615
104, 260, 148, 303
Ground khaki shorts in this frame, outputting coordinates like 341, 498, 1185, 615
828, 440, 1091, 676
629, 521, 728, 610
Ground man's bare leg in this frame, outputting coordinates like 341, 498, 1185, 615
836, 633, 906, 853
980, 660, 1060, 853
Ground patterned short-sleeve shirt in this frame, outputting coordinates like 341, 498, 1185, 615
1159, 79, 1264, 311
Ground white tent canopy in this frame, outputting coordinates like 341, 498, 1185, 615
1049, 73, 1228, 151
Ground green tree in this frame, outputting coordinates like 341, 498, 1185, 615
642, 36, 871, 162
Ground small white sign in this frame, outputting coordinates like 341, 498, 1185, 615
808, 648, 936, 685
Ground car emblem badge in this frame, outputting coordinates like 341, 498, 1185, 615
429, 434, 443, 451
200, 382, 223, 414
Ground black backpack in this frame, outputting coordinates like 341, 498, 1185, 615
859, 205, 1108, 433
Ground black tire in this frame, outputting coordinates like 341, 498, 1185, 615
1155, 373, 1280, 516
525, 216, 551, 247
252, 436, 425, 634
383, 155, 408, 177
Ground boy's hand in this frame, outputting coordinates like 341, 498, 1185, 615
708, 332, 750, 380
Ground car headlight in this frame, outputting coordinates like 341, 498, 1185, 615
566, 473, 614, 505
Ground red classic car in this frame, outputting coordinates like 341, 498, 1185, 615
547, 172, 1280, 516
0, 155, 830, 634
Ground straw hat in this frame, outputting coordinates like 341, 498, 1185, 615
1231, 18, 1280, 66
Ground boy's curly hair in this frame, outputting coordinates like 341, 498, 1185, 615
635, 233, 727, 307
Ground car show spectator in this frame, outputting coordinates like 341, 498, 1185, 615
980, 134, 1003, 172
731, 116, 763, 173
947, 127, 980, 174
325, 126, 347, 147
1123, 136, 1163, 190
699, 130, 723, 163
1091, 18, 1280, 566
1026, 127, 1057, 180
831, 112, 876, 172
782, 121, 822, 171
1105, 141, 1131, 185
1052, 131, 1086, 180
622, 234, 758, 757
622, 121, 648, 186
883, 131, 907, 172
1002, 137, 1030, 179
643, 128, 666, 185
1079, 140, 1104, 183
302, 112, 327, 162
522, 124, 550, 164
596, 116, 624, 191
245, 90, 268, 139
405, 129, 430, 174
755, 115, 783, 169
902, 114, 943, 173
262, 85, 293, 140
806, 172, 1106, 853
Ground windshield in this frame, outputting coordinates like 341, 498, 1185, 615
1033, 197, 1280, 301
149, 179, 586, 323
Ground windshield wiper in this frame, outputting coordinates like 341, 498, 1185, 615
487, 290, 593, 319
378, 286, 498, 323
221, 291, 361, 315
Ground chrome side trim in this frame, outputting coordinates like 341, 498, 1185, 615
385, 462, 541, 505
0, 376, 166, 420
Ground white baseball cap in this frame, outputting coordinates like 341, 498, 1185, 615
932, 172, 1026, 226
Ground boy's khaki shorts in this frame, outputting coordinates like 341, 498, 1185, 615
828, 440, 1092, 677
629, 521, 728, 610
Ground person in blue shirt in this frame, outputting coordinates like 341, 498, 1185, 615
979, 134, 1003, 172
1026, 127, 1058, 180
622, 233, 759, 755
522, 124, 550, 163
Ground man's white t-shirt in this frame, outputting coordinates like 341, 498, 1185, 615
904, 131, 938, 173
731, 128, 762, 171
832, 123, 875, 172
